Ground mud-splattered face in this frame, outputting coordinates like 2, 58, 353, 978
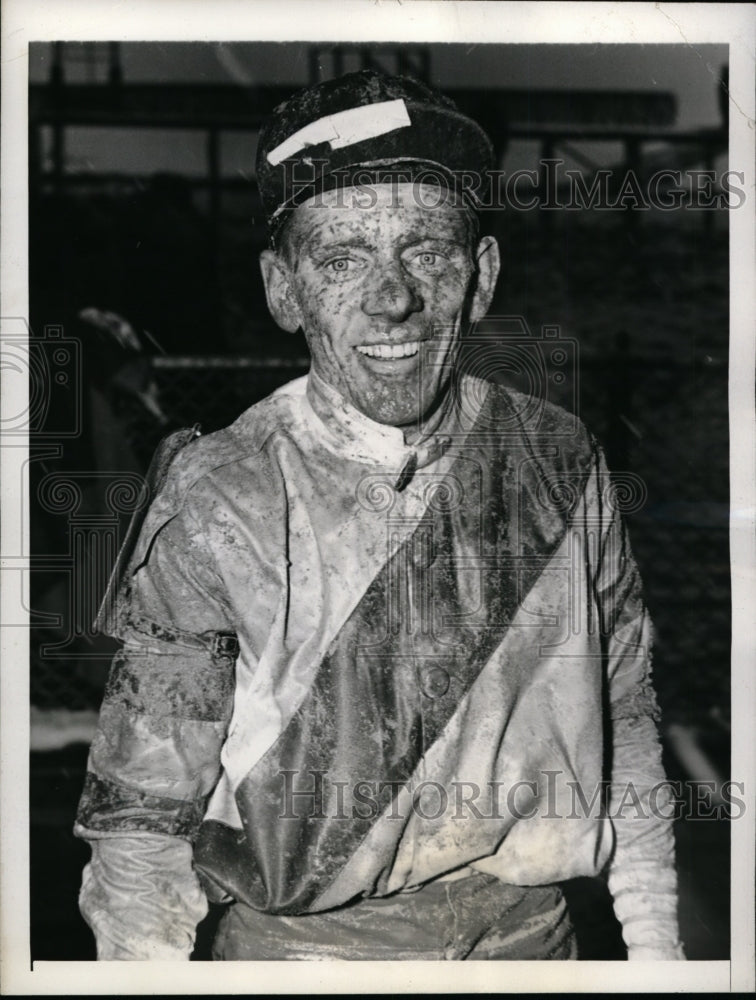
260, 183, 500, 432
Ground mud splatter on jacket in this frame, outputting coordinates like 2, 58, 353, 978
75, 371, 683, 960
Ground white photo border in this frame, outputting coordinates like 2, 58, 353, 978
2, 1, 754, 994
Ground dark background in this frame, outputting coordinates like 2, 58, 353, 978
28, 42, 730, 962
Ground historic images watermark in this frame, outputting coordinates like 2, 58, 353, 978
277, 769, 746, 823
277, 160, 746, 213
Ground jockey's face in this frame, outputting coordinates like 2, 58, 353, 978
260, 183, 500, 434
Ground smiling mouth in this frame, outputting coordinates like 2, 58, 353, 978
356, 341, 421, 360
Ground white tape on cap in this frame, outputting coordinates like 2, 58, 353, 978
266, 98, 411, 166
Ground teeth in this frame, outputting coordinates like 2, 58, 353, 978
357, 341, 420, 359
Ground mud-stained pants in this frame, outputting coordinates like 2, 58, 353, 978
212, 872, 577, 960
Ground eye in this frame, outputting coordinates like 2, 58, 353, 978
416, 251, 438, 266
326, 258, 351, 272
406, 249, 448, 273
321, 255, 368, 281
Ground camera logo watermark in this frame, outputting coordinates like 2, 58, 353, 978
1, 319, 82, 438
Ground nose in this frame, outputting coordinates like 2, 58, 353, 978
361, 263, 423, 323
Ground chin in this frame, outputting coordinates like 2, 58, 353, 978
366, 405, 420, 428
350, 377, 445, 429
361, 390, 443, 430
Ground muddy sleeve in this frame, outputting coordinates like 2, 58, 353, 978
591, 446, 685, 960
74, 486, 236, 959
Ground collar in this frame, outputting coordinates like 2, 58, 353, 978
303, 368, 455, 489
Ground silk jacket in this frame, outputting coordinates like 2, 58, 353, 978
75, 371, 683, 960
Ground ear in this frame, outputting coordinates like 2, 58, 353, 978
259, 249, 303, 333
469, 235, 501, 322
